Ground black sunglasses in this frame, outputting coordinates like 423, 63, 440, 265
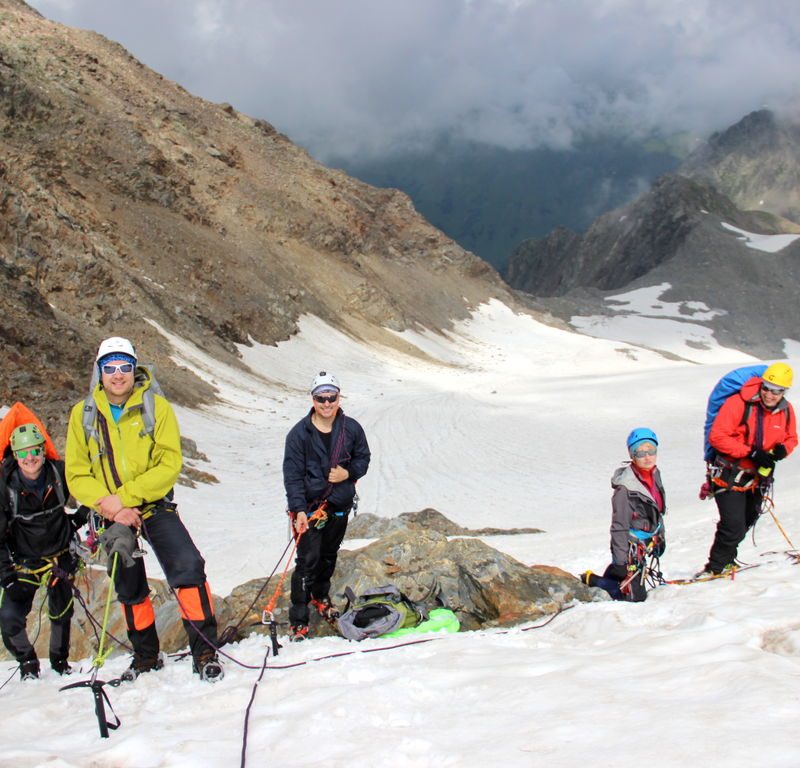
313, 394, 339, 404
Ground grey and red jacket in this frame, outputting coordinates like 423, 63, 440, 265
609, 463, 666, 566
283, 408, 371, 514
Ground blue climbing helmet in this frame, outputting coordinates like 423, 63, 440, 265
626, 427, 658, 454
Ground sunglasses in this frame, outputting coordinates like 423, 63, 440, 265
313, 394, 339, 404
761, 385, 786, 396
102, 363, 134, 375
15, 447, 44, 459
632, 448, 657, 458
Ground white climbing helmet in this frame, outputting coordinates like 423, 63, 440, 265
310, 371, 340, 394
96, 337, 137, 363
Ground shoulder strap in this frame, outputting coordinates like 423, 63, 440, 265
136, 365, 162, 440
140, 388, 157, 439
82, 366, 102, 444
49, 462, 67, 509
740, 401, 754, 446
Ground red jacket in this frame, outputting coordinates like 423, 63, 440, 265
709, 379, 797, 470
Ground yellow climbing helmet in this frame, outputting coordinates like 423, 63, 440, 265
762, 362, 794, 390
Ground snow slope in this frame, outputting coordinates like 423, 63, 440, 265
2, 300, 800, 768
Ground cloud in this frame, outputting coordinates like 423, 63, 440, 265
29, 0, 800, 160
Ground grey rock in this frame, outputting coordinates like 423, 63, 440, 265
346, 507, 543, 539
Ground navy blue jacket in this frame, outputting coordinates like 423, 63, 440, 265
283, 409, 371, 513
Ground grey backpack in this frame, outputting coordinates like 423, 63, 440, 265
337, 585, 428, 641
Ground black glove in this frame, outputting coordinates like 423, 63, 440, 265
98, 523, 138, 574
750, 449, 775, 470
1, 575, 29, 602
73, 505, 92, 528
604, 563, 628, 581
772, 444, 788, 461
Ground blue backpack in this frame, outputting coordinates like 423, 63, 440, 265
703, 364, 767, 462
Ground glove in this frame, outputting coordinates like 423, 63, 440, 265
750, 449, 775, 470
604, 563, 628, 581
772, 444, 788, 461
1, 575, 29, 602
73, 505, 92, 528
98, 522, 138, 574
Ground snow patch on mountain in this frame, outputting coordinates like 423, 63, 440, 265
721, 222, 800, 252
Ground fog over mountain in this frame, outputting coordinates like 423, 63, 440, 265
29, 0, 800, 162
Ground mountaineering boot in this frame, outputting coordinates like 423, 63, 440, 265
19, 658, 40, 681
50, 654, 72, 676
693, 568, 719, 580
578, 571, 600, 588
121, 652, 165, 682
193, 650, 224, 683
290, 624, 309, 642
310, 596, 340, 624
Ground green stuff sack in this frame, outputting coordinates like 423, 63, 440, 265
382, 607, 460, 638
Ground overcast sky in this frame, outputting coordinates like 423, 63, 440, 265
28, 0, 800, 161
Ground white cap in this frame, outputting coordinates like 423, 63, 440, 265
96, 336, 137, 362
311, 371, 340, 394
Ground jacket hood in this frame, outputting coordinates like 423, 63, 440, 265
611, 463, 660, 504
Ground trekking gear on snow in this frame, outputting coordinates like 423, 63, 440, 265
310, 595, 340, 626
289, 624, 309, 642
763, 362, 793, 389
20, 658, 40, 680
381, 607, 460, 639
60, 673, 123, 738
337, 585, 429, 641
51, 656, 72, 675
120, 652, 165, 682
193, 650, 224, 682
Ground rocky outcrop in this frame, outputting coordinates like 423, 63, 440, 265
0, 529, 593, 664
505, 174, 788, 297
227, 528, 594, 641
345, 508, 543, 539
0, 0, 512, 440
680, 109, 800, 225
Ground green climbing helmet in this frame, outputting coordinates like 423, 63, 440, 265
10, 423, 45, 452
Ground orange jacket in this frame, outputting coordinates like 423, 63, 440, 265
709, 379, 797, 470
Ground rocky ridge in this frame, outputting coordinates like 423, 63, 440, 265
505, 174, 791, 298
680, 109, 800, 224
